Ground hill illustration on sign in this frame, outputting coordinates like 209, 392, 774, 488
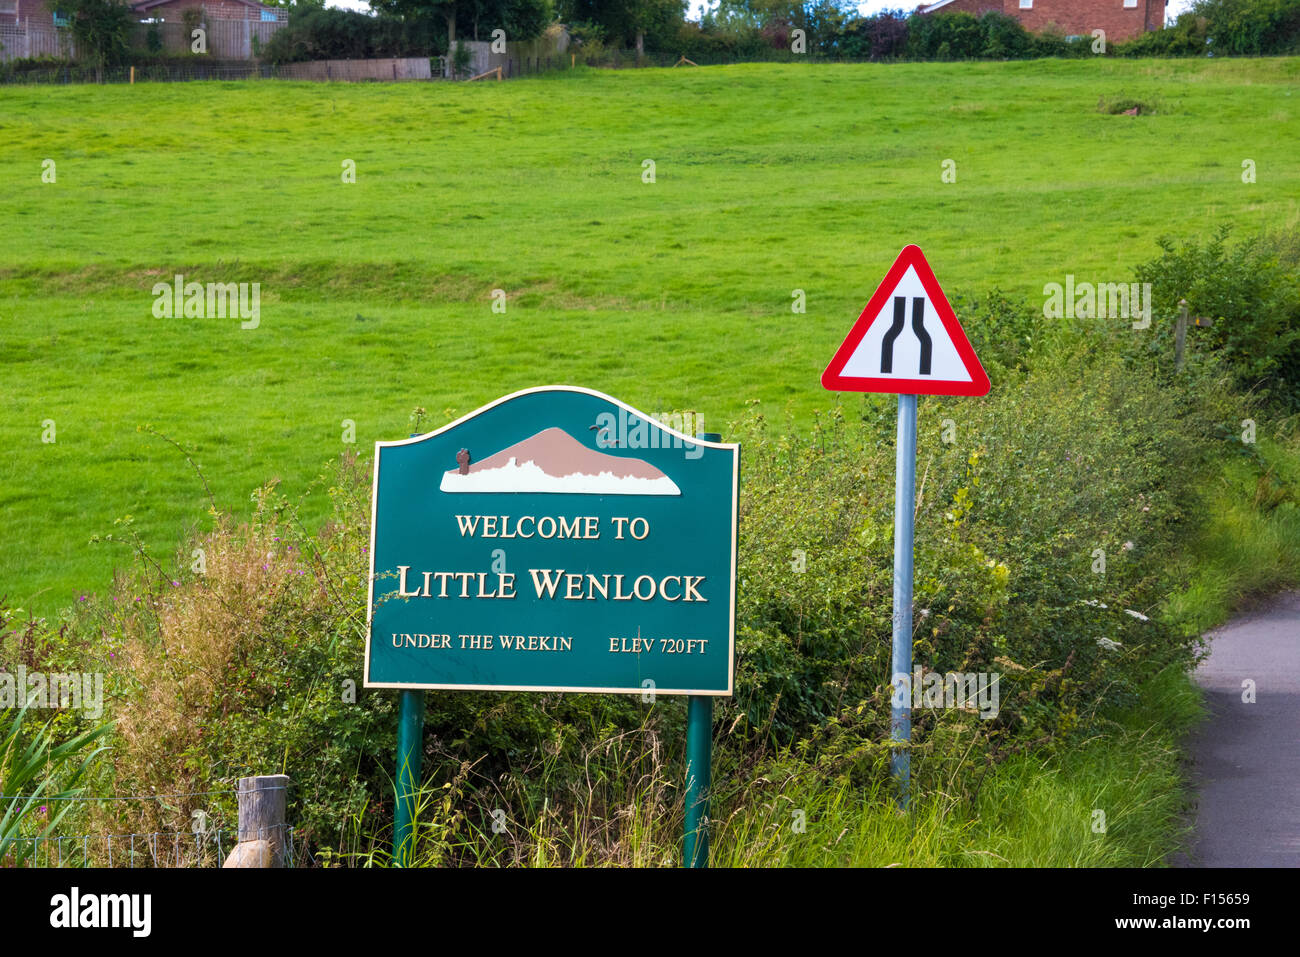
439, 427, 682, 495
365, 386, 739, 695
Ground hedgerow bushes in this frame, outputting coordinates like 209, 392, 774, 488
6, 248, 1261, 861
7, 226, 1295, 862
1132, 228, 1300, 411
657, 0, 1300, 63
260, 9, 442, 66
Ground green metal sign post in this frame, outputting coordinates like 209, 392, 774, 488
366, 388, 738, 867
683, 431, 723, 867
393, 688, 424, 866
683, 694, 713, 867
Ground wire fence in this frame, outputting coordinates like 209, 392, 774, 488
2, 786, 299, 868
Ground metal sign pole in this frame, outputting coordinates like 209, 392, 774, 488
683, 695, 713, 868
683, 429, 723, 868
393, 689, 425, 866
393, 428, 427, 868
891, 394, 917, 808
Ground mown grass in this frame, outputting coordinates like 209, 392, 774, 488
3, 58, 1300, 614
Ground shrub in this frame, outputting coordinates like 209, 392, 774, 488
261, 8, 439, 66
1194, 0, 1300, 55
838, 11, 910, 61
906, 12, 985, 60
1115, 13, 1211, 57
979, 11, 1032, 59
664, 20, 769, 62
1133, 228, 1300, 410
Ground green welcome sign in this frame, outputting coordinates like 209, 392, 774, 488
364, 386, 739, 696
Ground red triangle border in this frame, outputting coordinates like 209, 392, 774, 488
821, 245, 991, 397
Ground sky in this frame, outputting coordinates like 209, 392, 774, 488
325, 1, 1200, 24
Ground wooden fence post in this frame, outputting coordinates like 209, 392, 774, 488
222, 774, 290, 868
1175, 298, 1189, 373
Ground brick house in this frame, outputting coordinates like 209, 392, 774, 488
0, 0, 284, 28
131, 0, 286, 24
1, 0, 284, 60
0, 0, 62, 29
918, 0, 1167, 43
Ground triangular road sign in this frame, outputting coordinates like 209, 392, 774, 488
822, 245, 990, 396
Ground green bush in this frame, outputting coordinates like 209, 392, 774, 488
1195, 0, 1300, 55
1115, 13, 1212, 57
261, 8, 440, 66
1133, 228, 1300, 410
907, 12, 984, 60
979, 11, 1033, 59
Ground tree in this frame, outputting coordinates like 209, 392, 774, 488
368, 0, 553, 75
60, 0, 133, 81
704, 0, 853, 53
558, 0, 685, 53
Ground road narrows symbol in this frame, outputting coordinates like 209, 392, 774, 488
911, 296, 931, 375
880, 296, 906, 374
820, 245, 989, 397
878, 296, 932, 376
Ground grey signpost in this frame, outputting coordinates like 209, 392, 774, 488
890, 394, 917, 804
821, 245, 990, 806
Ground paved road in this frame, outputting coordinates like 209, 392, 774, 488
1183, 592, 1300, 867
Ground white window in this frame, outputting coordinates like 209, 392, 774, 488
1124, 0, 1137, 8
1019, 0, 1033, 9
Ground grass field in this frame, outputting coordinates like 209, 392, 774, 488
3, 57, 1299, 616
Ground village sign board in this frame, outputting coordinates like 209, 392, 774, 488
363, 386, 739, 696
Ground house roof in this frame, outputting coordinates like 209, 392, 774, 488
131, 0, 275, 10
918, 0, 961, 12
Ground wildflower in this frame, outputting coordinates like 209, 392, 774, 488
1124, 609, 1149, 621
1096, 637, 1123, 651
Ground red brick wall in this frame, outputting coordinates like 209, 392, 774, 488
922, 0, 1168, 43
13, 0, 56, 27
1011, 0, 1166, 42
